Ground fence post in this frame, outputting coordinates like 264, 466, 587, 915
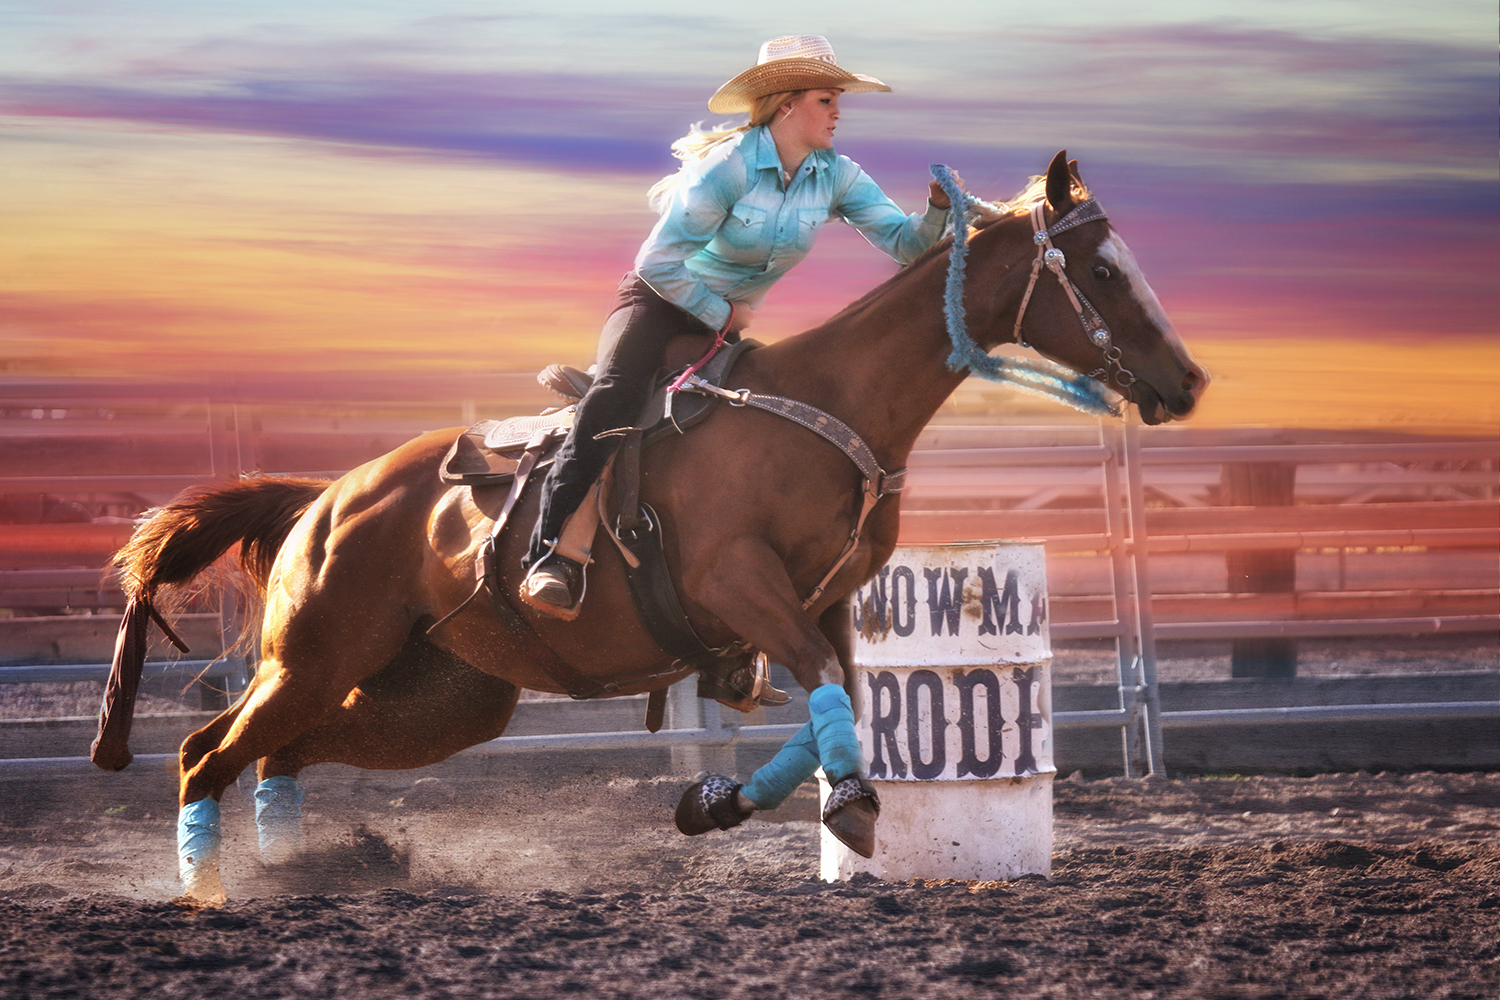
1123, 424, 1166, 775
1222, 461, 1298, 678
1100, 424, 1148, 776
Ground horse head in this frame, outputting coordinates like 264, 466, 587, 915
969, 151, 1209, 425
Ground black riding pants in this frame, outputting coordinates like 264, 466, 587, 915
526, 273, 723, 566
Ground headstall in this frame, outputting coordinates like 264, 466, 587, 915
928, 164, 1129, 415
1011, 197, 1136, 391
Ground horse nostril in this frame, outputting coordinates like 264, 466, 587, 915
1183, 367, 1208, 396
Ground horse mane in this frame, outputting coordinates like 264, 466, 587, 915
819, 171, 1094, 327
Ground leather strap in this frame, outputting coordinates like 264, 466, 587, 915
616, 502, 727, 667
676, 375, 906, 610
1013, 199, 1115, 356
677, 376, 903, 492
645, 688, 667, 733
615, 428, 645, 537
426, 429, 552, 638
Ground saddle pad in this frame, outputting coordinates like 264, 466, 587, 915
639, 338, 761, 444
439, 338, 762, 487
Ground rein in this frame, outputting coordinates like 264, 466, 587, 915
929, 164, 1124, 418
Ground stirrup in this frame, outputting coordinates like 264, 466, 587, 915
697, 652, 790, 714
518, 545, 586, 621
823, 775, 880, 859
675, 775, 751, 836
749, 652, 790, 708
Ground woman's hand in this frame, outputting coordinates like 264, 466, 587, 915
728, 301, 756, 333
928, 170, 967, 211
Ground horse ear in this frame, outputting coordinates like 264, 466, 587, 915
1045, 150, 1074, 213
1068, 158, 1082, 183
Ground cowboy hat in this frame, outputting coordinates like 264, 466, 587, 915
707, 35, 891, 115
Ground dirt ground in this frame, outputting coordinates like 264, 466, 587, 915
0, 761, 1494, 1000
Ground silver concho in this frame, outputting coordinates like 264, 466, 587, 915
1033, 230, 1049, 246
1090, 328, 1111, 347
1044, 247, 1067, 268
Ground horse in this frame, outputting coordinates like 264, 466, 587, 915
105, 151, 1207, 902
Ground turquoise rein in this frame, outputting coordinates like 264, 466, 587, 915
928, 165, 1121, 419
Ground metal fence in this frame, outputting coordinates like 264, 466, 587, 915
2, 384, 1496, 775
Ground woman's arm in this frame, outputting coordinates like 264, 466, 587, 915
635, 151, 749, 331
833, 158, 951, 265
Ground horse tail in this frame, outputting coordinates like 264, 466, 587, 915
113, 476, 331, 603
94, 476, 331, 772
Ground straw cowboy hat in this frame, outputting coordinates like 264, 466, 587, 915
707, 35, 891, 115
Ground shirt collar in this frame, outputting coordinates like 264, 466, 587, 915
747, 125, 834, 174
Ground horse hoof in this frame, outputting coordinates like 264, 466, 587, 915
823, 776, 880, 859
177, 871, 226, 907
674, 775, 751, 836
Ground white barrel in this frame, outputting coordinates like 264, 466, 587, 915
821, 540, 1054, 882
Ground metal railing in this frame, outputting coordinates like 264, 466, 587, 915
2, 394, 1496, 775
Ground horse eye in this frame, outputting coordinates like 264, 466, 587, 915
1092, 265, 1113, 280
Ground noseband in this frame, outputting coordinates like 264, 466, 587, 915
929, 164, 1133, 413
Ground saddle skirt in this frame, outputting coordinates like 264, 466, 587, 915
440, 338, 761, 487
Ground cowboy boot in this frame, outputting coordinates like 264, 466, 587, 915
519, 553, 585, 620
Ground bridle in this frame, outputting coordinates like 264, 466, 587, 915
1011, 197, 1137, 391
928, 164, 1135, 408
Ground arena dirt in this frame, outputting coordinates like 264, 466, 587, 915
0, 763, 1494, 999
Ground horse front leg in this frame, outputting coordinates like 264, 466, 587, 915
678, 543, 879, 856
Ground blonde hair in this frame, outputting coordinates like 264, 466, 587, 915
647, 91, 799, 211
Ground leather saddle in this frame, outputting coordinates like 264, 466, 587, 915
440, 339, 760, 488
437, 338, 783, 716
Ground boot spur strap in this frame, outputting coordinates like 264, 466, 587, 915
674, 775, 751, 836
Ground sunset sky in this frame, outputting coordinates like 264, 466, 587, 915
2, 2, 1495, 432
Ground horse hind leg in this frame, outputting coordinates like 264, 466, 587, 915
171, 678, 265, 903
176, 654, 390, 902
251, 774, 304, 864
178, 670, 264, 776
248, 628, 520, 865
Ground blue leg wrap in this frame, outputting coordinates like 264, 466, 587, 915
741, 722, 820, 810
178, 797, 221, 871
254, 776, 304, 857
809, 683, 864, 786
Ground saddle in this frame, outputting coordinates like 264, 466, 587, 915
439, 338, 758, 487
436, 339, 782, 721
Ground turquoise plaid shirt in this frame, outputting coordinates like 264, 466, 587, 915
635, 125, 949, 331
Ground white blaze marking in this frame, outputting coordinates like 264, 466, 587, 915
1097, 232, 1189, 356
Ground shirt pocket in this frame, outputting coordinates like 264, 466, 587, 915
796, 207, 830, 251
718, 204, 768, 255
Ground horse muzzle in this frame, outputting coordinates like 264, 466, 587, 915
1134, 362, 1209, 425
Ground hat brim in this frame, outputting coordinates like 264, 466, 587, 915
708, 59, 890, 115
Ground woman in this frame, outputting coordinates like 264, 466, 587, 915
521, 34, 961, 615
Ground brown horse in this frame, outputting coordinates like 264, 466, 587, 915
110, 152, 1206, 901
